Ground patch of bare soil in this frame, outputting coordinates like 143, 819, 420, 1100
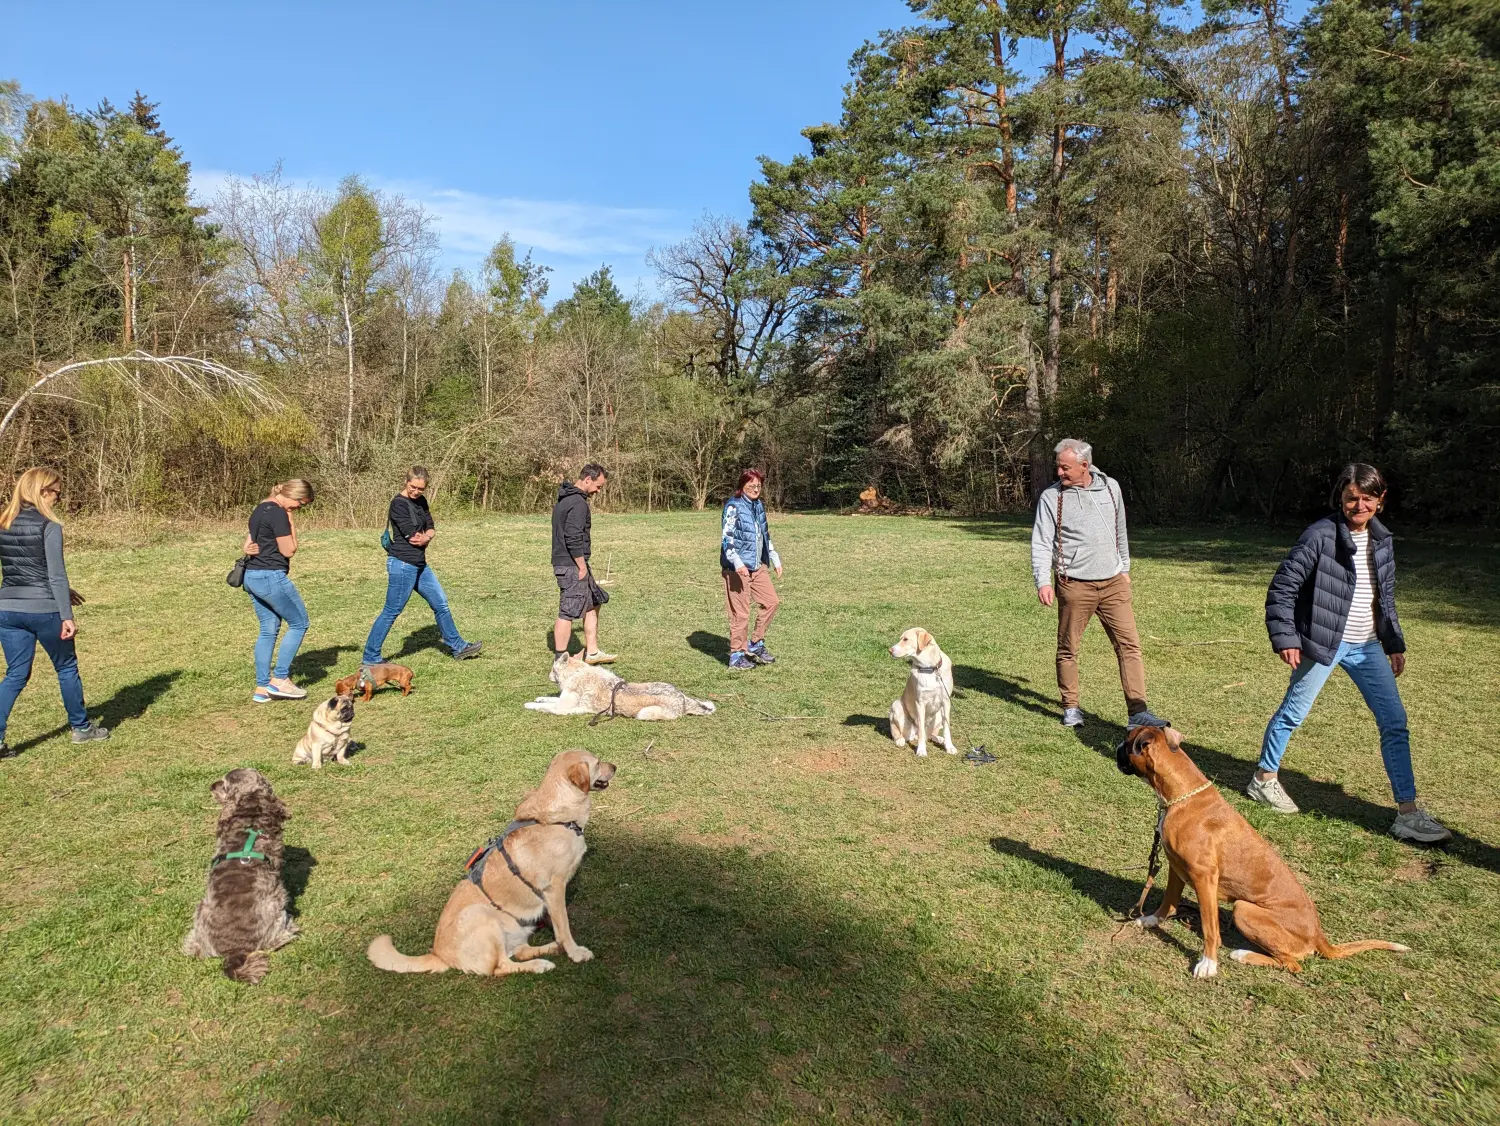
794, 748, 848, 774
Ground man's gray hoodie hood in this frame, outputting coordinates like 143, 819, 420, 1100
1030, 468, 1130, 588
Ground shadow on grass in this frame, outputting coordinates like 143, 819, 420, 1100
687, 630, 730, 664
283, 846, 317, 918
988, 837, 1202, 965
843, 713, 890, 738
5, 669, 182, 756
289, 645, 360, 687
386, 625, 445, 660
953, 664, 1060, 722
265, 833, 1118, 1123
966, 666, 1500, 879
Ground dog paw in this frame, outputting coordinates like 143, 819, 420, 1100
1134, 914, 1160, 929
943, 744, 959, 755
1229, 949, 1254, 963
1192, 957, 1219, 979
914, 747, 928, 757
566, 945, 594, 963
525, 958, 556, 974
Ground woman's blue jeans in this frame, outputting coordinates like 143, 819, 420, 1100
362, 557, 466, 664
243, 569, 309, 687
0, 610, 90, 739
1259, 638, 1417, 803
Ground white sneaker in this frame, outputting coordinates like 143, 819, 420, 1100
1390, 808, 1453, 844
1245, 775, 1300, 814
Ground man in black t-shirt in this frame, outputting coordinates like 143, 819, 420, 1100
360, 466, 481, 669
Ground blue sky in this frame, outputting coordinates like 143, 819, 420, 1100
6, 0, 917, 300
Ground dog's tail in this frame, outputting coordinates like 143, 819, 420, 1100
222, 950, 271, 984
686, 696, 716, 716
1315, 934, 1411, 960
366, 934, 449, 974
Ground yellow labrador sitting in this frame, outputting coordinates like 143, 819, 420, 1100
888, 627, 957, 757
366, 749, 615, 977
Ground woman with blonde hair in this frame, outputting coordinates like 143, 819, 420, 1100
241, 479, 315, 704
0, 468, 109, 757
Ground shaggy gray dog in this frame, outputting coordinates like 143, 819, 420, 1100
182, 768, 298, 983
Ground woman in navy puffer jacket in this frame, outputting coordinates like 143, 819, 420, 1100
1251, 463, 1451, 844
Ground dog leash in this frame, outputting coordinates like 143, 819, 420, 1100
1132, 781, 1215, 917
589, 681, 626, 727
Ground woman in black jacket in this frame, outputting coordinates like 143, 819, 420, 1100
1252, 463, 1450, 843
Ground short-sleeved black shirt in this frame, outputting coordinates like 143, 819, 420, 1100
385, 494, 434, 566
246, 500, 292, 572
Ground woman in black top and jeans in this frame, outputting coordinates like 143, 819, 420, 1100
359, 466, 480, 672
242, 479, 314, 704
0, 467, 109, 756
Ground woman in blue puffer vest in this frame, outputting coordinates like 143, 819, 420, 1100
721, 469, 782, 671
1252, 463, 1451, 844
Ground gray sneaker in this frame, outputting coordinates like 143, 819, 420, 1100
1246, 774, 1299, 814
1061, 707, 1085, 728
1390, 808, 1453, 844
71, 722, 111, 744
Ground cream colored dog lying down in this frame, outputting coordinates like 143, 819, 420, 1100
888, 627, 956, 757
367, 749, 615, 976
525, 652, 716, 721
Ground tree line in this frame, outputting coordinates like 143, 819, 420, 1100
2, 0, 1495, 523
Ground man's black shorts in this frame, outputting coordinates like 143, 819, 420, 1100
555, 566, 610, 620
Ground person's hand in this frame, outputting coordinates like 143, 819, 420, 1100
1279, 648, 1302, 669
1390, 652, 1406, 677
60, 619, 76, 641
736, 564, 750, 579
68, 587, 86, 607
1038, 585, 1055, 607
577, 564, 588, 581
774, 563, 783, 579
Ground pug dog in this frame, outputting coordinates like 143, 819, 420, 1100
292, 693, 356, 768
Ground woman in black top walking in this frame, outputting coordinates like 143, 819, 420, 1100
241, 479, 314, 704
359, 466, 480, 672
0, 467, 109, 757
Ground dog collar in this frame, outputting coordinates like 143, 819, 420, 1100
1158, 780, 1215, 810
911, 663, 942, 674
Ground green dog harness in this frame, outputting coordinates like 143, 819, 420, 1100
212, 829, 267, 867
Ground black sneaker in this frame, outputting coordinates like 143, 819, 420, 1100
71, 722, 111, 744
0, 742, 15, 759
748, 641, 776, 665
452, 641, 483, 661
1128, 710, 1170, 730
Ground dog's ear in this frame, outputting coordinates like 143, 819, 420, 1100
567, 761, 593, 793
210, 776, 229, 803
917, 629, 933, 651
1164, 726, 1183, 751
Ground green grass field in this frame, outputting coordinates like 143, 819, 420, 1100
1, 512, 1497, 1124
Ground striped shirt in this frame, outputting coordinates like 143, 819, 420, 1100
1342, 529, 1377, 644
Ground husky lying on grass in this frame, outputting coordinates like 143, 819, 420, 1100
525, 652, 716, 721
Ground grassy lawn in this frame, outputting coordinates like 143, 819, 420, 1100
2, 511, 1498, 1124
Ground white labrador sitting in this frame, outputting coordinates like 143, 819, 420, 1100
888, 627, 956, 757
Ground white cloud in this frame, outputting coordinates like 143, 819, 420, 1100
410, 187, 680, 260
191, 167, 682, 299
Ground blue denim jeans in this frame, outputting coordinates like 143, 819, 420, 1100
0, 609, 90, 739
361, 557, 466, 664
1259, 638, 1417, 803
243, 569, 309, 687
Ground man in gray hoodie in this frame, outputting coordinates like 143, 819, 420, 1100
1030, 438, 1161, 728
